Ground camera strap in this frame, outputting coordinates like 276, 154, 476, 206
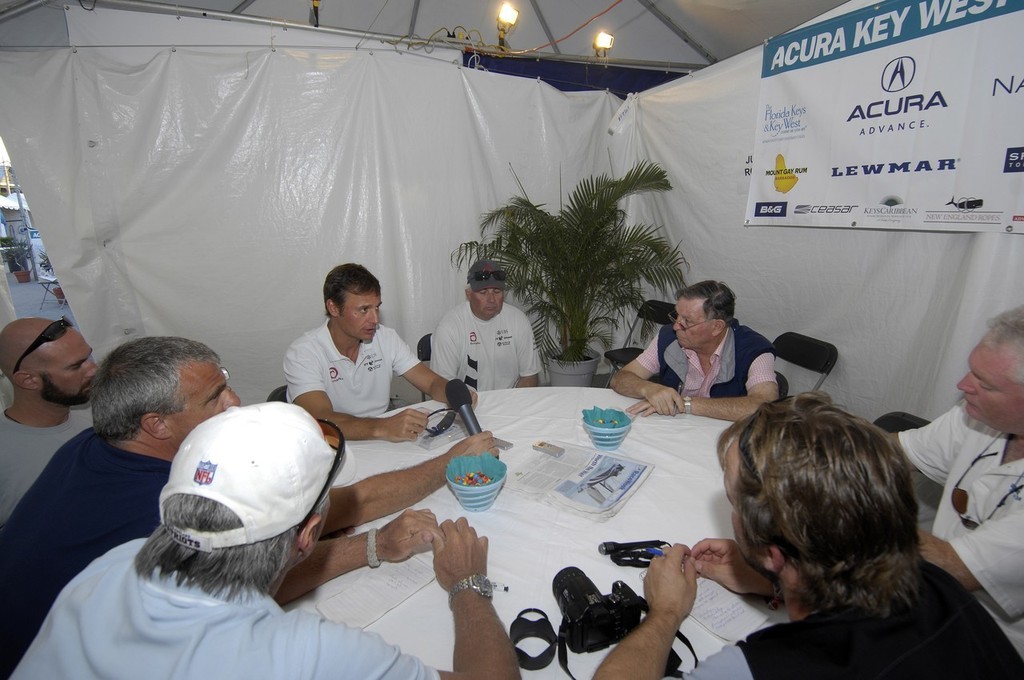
555, 618, 697, 679
509, 608, 558, 671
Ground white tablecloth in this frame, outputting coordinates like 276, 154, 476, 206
289, 387, 743, 678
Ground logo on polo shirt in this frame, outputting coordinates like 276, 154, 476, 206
469, 331, 479, 345
329, 367, 340, 382
194, 460, 217, 485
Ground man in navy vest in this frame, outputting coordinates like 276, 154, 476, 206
610, 280, 777, 421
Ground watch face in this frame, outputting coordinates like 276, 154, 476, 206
472, 574, 494, 598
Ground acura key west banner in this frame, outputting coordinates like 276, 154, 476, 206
745, 0, 1024, 233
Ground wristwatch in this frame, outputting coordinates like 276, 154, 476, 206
448, 574, 493, 609
683, 396, 692, 415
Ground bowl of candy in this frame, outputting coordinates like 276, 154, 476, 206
445, 453, 508, 511
581, 406, 632, 451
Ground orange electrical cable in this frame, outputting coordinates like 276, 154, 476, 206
511, 0, 624, 54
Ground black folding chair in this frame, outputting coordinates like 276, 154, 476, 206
873, 411, 930, 433
266, 385, 288, 402
604, 300, 676, 384
773, 331, 838, 393
416, 333, 432, 400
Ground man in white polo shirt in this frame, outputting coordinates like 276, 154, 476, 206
432, 259, 540, 391
285, 263, 466, 442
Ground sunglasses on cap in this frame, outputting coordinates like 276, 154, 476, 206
300, 419, 346, 527
470, 270, 507, 283
13, 316, 73, 373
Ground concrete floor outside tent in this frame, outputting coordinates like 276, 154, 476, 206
5, 271, 78, 326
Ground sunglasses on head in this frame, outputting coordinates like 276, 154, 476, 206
470, 270, 506, 283
13, 316, 73, 373
300, 419, 346, 527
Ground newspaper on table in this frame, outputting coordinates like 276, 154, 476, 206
504, 440, 652, 520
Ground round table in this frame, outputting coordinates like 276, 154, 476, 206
290, 386, 746, 678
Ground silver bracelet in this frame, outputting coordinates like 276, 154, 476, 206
366, 528, 381, 568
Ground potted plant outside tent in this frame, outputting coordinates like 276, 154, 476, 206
452, 161, 686, 386
1, 236, 33, 283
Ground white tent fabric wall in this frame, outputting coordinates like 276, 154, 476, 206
608, 14, 1024, 421
0, 7, 621, 405
2, 2, 1020, 420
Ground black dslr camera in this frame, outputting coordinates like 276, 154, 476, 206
552, 566, 646, 653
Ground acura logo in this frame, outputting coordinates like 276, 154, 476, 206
881, 57, 915, 93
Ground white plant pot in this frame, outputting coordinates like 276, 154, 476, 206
547, 356, 599, 387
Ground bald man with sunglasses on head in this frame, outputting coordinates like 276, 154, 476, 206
0, 316, 95, 526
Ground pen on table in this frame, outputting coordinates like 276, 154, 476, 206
645, 547, 665, 557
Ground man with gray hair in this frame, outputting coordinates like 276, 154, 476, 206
0, 336, 240, 676
610, 280, 778, 421
14, 403, 520, 680
1, 335, 497, 676
898, 304, 1024, 657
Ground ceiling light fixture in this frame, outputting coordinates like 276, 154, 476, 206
497, 3, 519, 49
594, 31, 614, 57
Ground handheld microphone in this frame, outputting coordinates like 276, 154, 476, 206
445, 379, 482, 435
598, 540, 668, 555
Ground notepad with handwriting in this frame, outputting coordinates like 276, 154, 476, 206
690, 578, 768, 642
316, 555, 435, 628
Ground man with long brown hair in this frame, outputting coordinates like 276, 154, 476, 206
596, 393, 1021, 678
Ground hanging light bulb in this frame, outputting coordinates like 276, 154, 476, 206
497, 3, 519, 49
594, 31, 614, 57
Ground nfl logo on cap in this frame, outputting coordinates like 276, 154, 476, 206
193, 460, 217, 486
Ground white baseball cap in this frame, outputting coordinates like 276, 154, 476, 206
159, 402, 342, 552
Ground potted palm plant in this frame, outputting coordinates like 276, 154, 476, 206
1, 236, 33, 283
452, 161, 686, 386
